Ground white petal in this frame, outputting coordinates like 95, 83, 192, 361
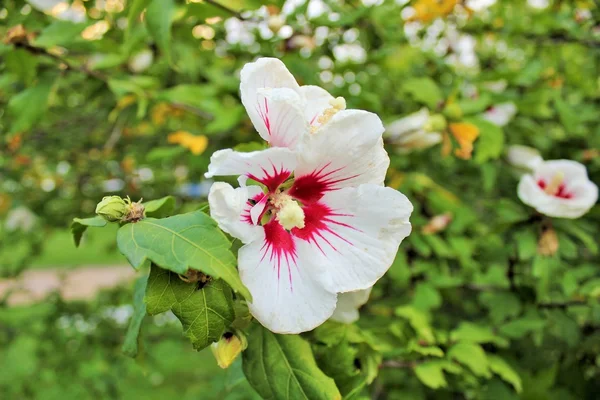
385, 108, 429, 139
205, 148, 297, 192
330, 287, 372, 324
394, 131, 442, 153
299, 85, 334, 125
253, 87, 309, 148
293, 184, 413, 293
208, 182, 263, 243
240, 58, 304, 147
238, 222, 337, 334
291, 110, 389, 201
482, 102, 517, 127
506, 145, 543, 171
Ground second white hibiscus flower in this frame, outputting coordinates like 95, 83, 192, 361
206, 58, 413, 334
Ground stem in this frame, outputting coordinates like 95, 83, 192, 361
538, 300, 588, 309
380, 359, 425, 369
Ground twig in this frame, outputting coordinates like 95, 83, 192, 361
170, 102, 213, 119
15, 42, 108, 82
538, 300, 588, 309
380, 359, 424, 369
204, 0, 247, 21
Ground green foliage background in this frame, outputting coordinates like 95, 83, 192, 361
1, 0, 600, 399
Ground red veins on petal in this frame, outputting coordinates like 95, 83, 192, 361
292, 202, 355, 255
261, 220, 297, 289
247, 161, 291, 193
256, 98, 272, 136
288, 163, 359, 203
537, 179, 573, 199
241, 192, 266, 225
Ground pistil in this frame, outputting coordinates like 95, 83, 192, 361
311, 97, 346, 133
544, 172, 564, 196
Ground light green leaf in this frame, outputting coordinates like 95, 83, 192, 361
8, 80, 53, 134
488, 355, 522, 393
145, 265, 235, 350
499, 317, 547, 339
402, 77, 443, 108
414, 362, 447, 389
33, 20, 88, 48
117, 211, 251, 300
450, 322, 509, 347
71, 216, 108, 247
467, 117, 505, 163
242, 323, 342, 400
447, 342, 491, 378
143, 196, 176, 218
407, 341, 444, 358
122, 273, 149, 358
395, 306, 435, 343
146, 0, 175, 64
126, 0, 152, 38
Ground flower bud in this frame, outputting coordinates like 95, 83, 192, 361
95, 196, 128, 222
211, 331, 248, 369
443, 103, 463, 120
424, 114, 447, 132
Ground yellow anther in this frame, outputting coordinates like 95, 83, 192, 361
544, 172, 564, 195
272, 194, 305, 230
311, 96, 346, 134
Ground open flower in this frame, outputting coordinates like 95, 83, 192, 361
385, 108, 443, 153
206, 58, 413, 334
518, 160, 598, 219
482, 102, 517, 127
330, 288, 372, 324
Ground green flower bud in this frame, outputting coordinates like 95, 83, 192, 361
95, 196, 128, 222
443, 103, 463, 120
424, 114, 447, 132
211, 331, 248, 369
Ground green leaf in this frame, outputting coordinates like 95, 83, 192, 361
450, 322, 509, 347
402, 77, 443, 108
395, 306, 435, 343
145, 265, 235, 350
126, 0, 152, 38
499, 316, 546, 339
414, 361, 447, 389
143, 196, 176, 218
146, 0, 175, 64
242, 323, 342, 400
33, 20, 88, 48
487, 355, 522, 393
468, 117, 505, 163
117, 211, 251, 300
447, 342, 491, 378
4, 49, 38, 85
8, 79, 53, 134
71, 216, 108, 247
122, 273, 149, 358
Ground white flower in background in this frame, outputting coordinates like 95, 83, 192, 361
482, 102, 517, 127
330, 288, 372, 324
206, 58, 413, 334
507, 145, 543, 171
518, 160, 598, 219
333, 44, 367, 64
5, 206, 37, 232
128, 49, 154, 73
385, 108, 443, 153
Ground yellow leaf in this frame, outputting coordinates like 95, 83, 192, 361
449, 122, 480, 160
410, 0, 460, 23
168, 131, 209, 155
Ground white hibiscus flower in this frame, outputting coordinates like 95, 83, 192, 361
518, 159, 598, 219
206, 58, 413, 334
385, 108, 443, 153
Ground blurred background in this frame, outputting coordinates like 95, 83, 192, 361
1, 0, 599, 399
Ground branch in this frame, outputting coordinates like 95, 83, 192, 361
538, 300, 588, 309
15, 42, 108, 82
380, 359, 425, 369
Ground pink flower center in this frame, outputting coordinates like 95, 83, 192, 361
537, 178, 573, 199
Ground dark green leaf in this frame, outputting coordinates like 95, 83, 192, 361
242, 322, 341, 400
146, 0, 175, 64
8, 79, 53, 134
71, 216, 108, 247
122, 273, 149, 358
145, 265, 235, 350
